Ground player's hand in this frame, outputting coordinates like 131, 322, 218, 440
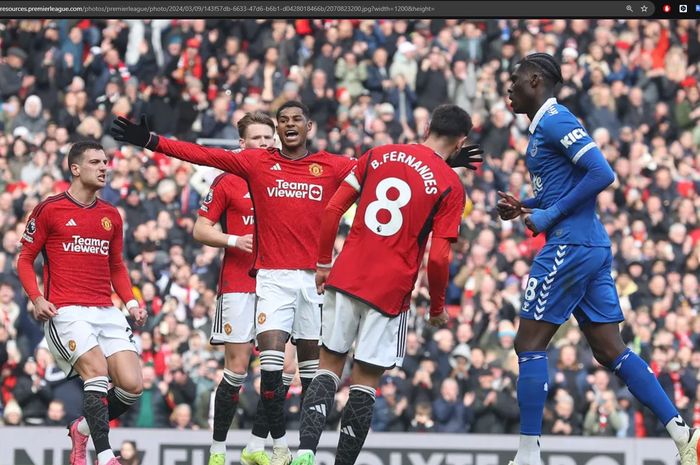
523, 205, 561, 236
522, 212, 540, 235
111, 115, 153, 148
447, 144, 484, 169
33, 296, 58, 321
233, 234, 253, 253
427, 309, 449, 327
496, 191, 523, 220
129, 306, 148, 327
315, 267, 331, 294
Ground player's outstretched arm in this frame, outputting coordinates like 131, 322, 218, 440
110, 115, 251, 179
316, 182, 359, 294
193, 216, 253, 252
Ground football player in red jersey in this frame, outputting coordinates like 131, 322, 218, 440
291, 104, 482, 465
112, 101, 356, 465
192, 111, 296, 465
17, 141, 147, 465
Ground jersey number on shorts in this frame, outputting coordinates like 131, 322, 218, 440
364, 177, 412, 237
524, 277, 538, 301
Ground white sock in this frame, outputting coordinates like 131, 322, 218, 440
514, 435, 540, 465
210, 440, 226, 455
97, 449, 115, 465
77, 418, 90, 436
272, 435, 288, 448
666, 415, 692, 446
247, 435, 266, 452
297, 449, 314, 457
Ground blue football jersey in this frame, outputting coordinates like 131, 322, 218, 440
525, 98, 610, 246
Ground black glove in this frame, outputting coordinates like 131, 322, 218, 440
111, 115, 158, 150
448, 144, 484, 170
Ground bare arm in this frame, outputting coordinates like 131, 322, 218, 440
192, 216, 253, 253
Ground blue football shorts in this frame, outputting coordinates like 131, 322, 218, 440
520, 244, 623, 325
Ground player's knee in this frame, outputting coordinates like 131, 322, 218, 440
591, 348, 617, 369
120, 380, 144, 397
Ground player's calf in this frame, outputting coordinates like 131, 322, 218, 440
334, 385, 376, 465
82, 376, 117, 465
211, 369, 247, 456
297, 369, 340, 457
259, 349, 288, 444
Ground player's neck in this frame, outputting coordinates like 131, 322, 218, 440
279, 146, 309, 160
528, 94, 554, 120
67, 184, 99, 206
423, 137, 451, 160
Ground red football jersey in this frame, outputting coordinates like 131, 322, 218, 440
19, 193, 127, 309
326, 144, 466, 316
157, 138, 356, 270
198, 173, 255, 294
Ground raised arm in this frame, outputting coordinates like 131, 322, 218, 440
110, 115, 254, 179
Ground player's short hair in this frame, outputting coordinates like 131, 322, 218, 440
237, 111, 275, 138
68, 140, 104, 168
428, 104, 473, 139
276, 100, 310, 121
518, 53, 564, 86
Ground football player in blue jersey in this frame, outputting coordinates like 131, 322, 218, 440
499, 52, 699, 465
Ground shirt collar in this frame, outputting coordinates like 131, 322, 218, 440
528, 97, 558, 134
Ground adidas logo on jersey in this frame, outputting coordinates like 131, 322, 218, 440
65, 219, 77, 227
309, 404, 327, 416
270, 163, 282, 171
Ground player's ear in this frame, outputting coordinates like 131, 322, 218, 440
239, 138, 245, 149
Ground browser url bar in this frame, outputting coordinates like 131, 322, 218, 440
0, 0, 657, 18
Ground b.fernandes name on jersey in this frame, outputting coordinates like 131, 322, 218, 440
370, 150, 438, 195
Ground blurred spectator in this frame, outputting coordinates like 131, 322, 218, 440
583, 390, 624, 436
119, 440, 141, 465
432, 378, 473, 432
372, 376, 410, 432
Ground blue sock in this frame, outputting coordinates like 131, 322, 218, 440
612, 348, 678, 426
517, 351, 548, 436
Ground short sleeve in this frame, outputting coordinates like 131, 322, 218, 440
198, 174, 229, 222
431, 179, 466, 242
542, 110, 597, 165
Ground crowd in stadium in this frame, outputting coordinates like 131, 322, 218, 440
0, 17, 699, 440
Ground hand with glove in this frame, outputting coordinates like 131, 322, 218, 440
447, 144, 484, 170
111, 115, 159, 150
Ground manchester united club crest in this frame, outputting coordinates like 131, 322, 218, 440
309, 163, 323, 177
224, 323, 232, 335
68, 340, 77, 352
101, 217, 112, 231
257, 313, 267, 325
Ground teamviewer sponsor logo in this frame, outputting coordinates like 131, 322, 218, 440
266, 180, 323, 201
62, 235, 109, 255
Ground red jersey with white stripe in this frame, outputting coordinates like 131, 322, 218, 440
326, 144, 466, 316
198, 173, 255, 294
156, 138, 356, 271
19, 193, 126, 309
